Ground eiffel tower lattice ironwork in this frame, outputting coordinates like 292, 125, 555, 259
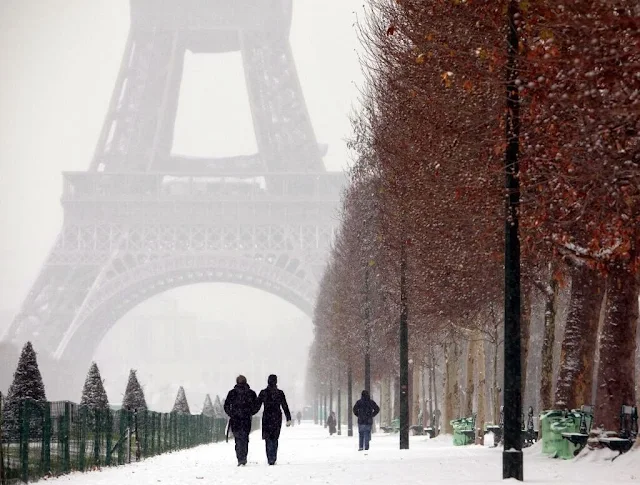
2, 0, 343, 373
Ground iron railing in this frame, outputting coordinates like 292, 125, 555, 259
0, 395, 227, 484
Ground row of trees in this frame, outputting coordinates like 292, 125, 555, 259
1, 341, 226, 436
309, 0, 639, 436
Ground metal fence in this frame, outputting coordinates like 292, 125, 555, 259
0, 395, 228, 484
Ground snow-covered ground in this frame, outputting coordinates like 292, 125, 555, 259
47, 423, 639, 485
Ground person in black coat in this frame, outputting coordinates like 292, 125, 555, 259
256, 374, 292, 465
224, 375, 260, 466
353, 390, 380, 451
326, 411, 337, 435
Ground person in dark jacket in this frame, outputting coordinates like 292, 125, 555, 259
326, 411, 337, 435
352, 390, 380, 451
224, 375, 260, 466
256, 374, 292, 465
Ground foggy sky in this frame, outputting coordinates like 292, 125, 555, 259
0, 0, 365, 312
0, 1, 365, 403
94, 285, 312, 413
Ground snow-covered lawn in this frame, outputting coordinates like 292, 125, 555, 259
47, 423, 639, 484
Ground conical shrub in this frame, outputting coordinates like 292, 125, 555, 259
122, 369, 147, 411
80, 362, 109, 409
171, 386, 190, 414
202, 394, 215, 417
2, 342, 47, 439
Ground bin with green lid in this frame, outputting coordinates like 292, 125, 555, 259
539, 410, 566, 455
549, 411, 583, 459
451, 417, 475, 446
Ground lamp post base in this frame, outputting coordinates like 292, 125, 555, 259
502, 450, 523, 481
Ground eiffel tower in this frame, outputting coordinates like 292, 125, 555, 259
2, 0, 343, 390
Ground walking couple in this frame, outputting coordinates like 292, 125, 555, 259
224, 374, 291, 466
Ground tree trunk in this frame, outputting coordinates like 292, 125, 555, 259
476, 335, 487, 445
393, 375, 400, 420
427, 362, 434, 427
554, 265, 604, 409
521, 290, 532, 406
465, 338, 477, 416
492, 338, 501, 424
452, 343, 461, 421
412, 363, 421, 426
432, 354, 439, 434
382, 376, 391, 426
539, 266, 559, 410
444, 343, 456, 433
594, 270, 638, 431
420, 362, 426, 427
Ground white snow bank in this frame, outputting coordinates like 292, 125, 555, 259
43, 423, 640, 485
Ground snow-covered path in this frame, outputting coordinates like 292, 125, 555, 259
48, 423, 639, 485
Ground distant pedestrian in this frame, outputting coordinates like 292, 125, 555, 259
326, 411, 337, 435
353, 390, 380, 451
296, 411, 302, 425
224, 375, 260, 466
256, 374, 292, 465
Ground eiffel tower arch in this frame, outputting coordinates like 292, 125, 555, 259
2, 0, 343, 389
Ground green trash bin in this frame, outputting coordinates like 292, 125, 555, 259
549, 412, 583, 459
451, 417, 474, 446
551, 408, 593, 459
539, 410, 566, 455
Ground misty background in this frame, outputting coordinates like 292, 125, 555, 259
0, 0, 364, 411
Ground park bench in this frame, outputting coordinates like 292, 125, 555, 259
598, 405, 638, 459
424, 426, 437, 439
380, 418, 400, 433
409, 425, 424, 435
424, 411, 440, 438
485, 405, 503, 446
561, 404, 593, 455
484, 405, 539, 448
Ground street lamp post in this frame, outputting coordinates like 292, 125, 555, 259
323, 393, 328, 428
314, 392, 318, 425
329, 378, 334, 414
347, 366, 354, 437
399, 233, 409, 450
337, 387, 342, 435
503, 0, 523, 481
364, 265, 372, 394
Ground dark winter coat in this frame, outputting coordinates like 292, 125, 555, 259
327, 413, 337, 434
353, 390, 380, 426
257, 384, 292, 440
224, 383, 259, 433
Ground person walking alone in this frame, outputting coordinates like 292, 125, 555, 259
256, 374, 292, 465
353, 390, 380, 451
326, 411, 337, 435
224, 375, 260, 466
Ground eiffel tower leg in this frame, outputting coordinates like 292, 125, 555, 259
3, 227, 108, 356
93, 29, 186, 172
241, 31, 323, 172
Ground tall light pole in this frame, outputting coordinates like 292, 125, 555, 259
399, 233, 409, 450
337, 386, 342, 435
364, 265, 372, 394
503, 0, 523, 480
347, 366, 354, 436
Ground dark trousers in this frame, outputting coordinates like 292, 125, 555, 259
234, 429, 249, 463
265, 438, 279, 464
358, 424, 372, 450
